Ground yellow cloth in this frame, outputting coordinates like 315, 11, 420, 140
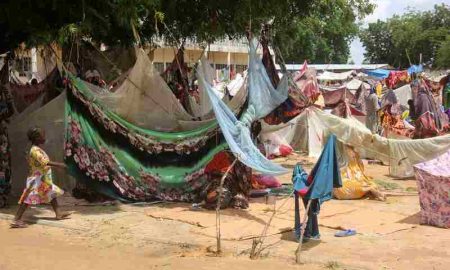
376, 83, 382, 97
401, 110, 409, 120
333, 148, 377, 200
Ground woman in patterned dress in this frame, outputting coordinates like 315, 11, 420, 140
11, 127, 70, 228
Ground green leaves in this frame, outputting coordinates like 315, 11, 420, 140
360, 4, 450, 68
274, 0, 374, 64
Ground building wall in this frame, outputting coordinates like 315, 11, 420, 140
152, 47, 251, 80
13, 44, 61, 83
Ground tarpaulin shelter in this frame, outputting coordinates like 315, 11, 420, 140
364, 69, 390, 79
407, 65, 423, 75
413, 149, 450, 228
7, 48, 247, 203
8, 39, 288, 204
260, 106, 450, 178
7, 67, 62, 113
319, 85, 356, 107
317, 71, 354, 82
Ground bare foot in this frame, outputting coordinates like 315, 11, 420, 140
10, 220, 28, 228
55, 212, 72, 220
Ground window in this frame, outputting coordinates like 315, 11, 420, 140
18, 57, 32, 76
153, 62, 165, 74
215, 64, 229, 81
235, 64, 248, 74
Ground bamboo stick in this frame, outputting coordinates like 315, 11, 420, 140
215, 158, 238, 254
295, 199, 312, 264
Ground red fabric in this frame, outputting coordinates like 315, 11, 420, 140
387, 71, 409, 88
296, 187, 309, 197
414, 112, 439, 138
320, 86, 356, 107
204, 152, 232, 174
252, 174, 281, 189
381, 111, 414, 138
279, 144, 293, 156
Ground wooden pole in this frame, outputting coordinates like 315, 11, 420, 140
295, 199, 312, 264
215, 158, 238, 254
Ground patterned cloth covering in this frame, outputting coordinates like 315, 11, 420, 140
413, 150, 450, 228
0, 123, 10, 207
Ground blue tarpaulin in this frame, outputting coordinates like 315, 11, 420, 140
364, 69, 391, 79
407, 65, 423, 75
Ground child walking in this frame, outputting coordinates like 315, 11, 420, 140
11, 127, 70, 228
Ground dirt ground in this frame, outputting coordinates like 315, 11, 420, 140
1, 153, 448, 270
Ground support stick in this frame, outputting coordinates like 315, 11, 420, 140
215, 158, 238, 254
296, 199, 312, 264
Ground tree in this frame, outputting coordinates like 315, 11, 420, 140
0, 0, 372, 66
0, 1, 316, 52
436, 36, 450, 68
274, 0, 375, 64
360, 4, 450, 68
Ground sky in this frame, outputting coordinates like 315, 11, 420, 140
350, 0, 448, 64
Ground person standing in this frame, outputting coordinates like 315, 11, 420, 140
365, 87, 380, 134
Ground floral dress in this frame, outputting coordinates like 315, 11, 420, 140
19, 146, 64, 205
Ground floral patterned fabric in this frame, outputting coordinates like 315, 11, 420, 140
65, 93, 251, 203
0, 121, 10, 207
69, 76, 219, 155
414, 150, 450, 228
19, 146, 64, 205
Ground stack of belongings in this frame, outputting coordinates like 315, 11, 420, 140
413, 149, 450, 228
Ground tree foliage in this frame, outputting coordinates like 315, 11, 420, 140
274, 0, 375, 64
360, 4, 450, 68
0, 0, 372, 65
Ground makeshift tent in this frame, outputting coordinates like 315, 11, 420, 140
8, 92, 75, 197
389, 84, 413, 109
364, 69, 390, 79
319, 85, 356, 107
89, 48, 247, 132
413, 149, 450, 228
346, 78, 363, 91
407, 65, 423, 75
317, 71, 354, 81
197, 38, 288, 175
260, 107, 450, 178
7, 50, 251, 204
7, 67, 62, 113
